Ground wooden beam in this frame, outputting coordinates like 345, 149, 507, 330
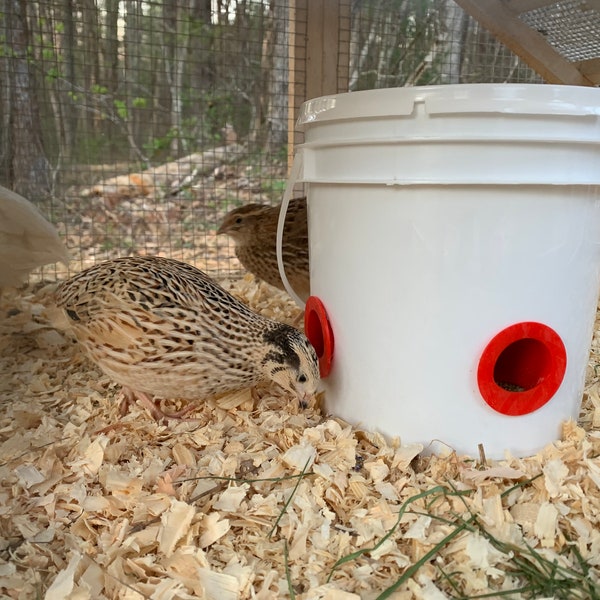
337, 0, 351, 93
305, 0, 348, 99
577, 57, 600, 84
454, 0, 596, 85
288, 0, 351, 170
288, 0, 307, 169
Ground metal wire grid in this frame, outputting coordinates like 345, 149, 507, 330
0, 0, 544, 283
3, 0, 297, 280
347, 1, 542, 88
519, 0, 600, 62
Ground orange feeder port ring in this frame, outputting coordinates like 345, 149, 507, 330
304, 296, 334, 378
477, 322, 567, 416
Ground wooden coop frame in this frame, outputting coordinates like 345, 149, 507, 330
287, 0, 352, 167
454, 0, 600, 86
286, 0, 600, 166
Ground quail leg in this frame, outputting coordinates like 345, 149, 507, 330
119, 387, 197, 421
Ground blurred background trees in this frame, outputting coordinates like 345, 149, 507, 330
0, 0, 540, 198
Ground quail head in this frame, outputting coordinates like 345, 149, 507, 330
55, 256, 320, 419
217, 197, 310, 301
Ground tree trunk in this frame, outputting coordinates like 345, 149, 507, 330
375, 11, 393, 88
349, 2, 376, 92
162, 0, 184, 156
104, 0, 119, 93
3, 0, 51, 198
61, 0, 77, 155
442, 0, 467, 84
190, 0, 214, 88
81, 0, 101, 90
103, 0, 120, 153
265, 0, 288, 152
124, 0, 144, 160
81, 0, 101, 143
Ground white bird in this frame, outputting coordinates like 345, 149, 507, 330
0, 185, 69, 286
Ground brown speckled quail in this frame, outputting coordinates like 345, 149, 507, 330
217, 198, 310, 301
55, 256, 319, 420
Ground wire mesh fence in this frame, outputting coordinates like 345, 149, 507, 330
0, 0, 542, 282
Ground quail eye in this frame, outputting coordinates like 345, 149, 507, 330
235, 217, 243, 224
298, 374, 307, 383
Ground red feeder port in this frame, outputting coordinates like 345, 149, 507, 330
477, 322, 567, 416
304, 296, 334, 378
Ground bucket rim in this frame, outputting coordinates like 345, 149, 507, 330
297, 84, 600, 128
298, 180, 600, 187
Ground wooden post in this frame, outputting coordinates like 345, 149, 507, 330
288, 0, 351, 170
453, 0, 596, 86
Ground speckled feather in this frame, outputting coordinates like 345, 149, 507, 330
55, 256, 319, 404
217, 198, 310, 300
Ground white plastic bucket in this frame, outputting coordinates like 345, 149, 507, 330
280, 84, 600, 459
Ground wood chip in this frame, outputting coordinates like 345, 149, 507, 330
159, 499, 196, 557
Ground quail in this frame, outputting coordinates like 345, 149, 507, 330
217, 198, 310, 301
0, 185, 69, 286
55, 256, 319, 419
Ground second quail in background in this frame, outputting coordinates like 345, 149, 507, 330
218, 197, 310, 301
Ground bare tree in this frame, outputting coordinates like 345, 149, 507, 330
162, 0, 183, 155
190, 0, 214, 83
59, 0, 77, 154
265, 0, 288, 151
104, 0, 119, 93
188, 0, 215, 146
80, 0, 101, 91
1, 0, 51, 197
78, 0, 102, 148
440, 0, 468, 83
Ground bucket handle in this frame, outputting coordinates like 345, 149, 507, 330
276, 150, 305, 307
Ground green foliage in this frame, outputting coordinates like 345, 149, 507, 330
113, 99, 128, 120
0, 43, 16, 59
261, 178, 286, 196
45, 66, 60, 81
325, 482, 599, 599
201, 92, 252, 142
142, 127, 179, 161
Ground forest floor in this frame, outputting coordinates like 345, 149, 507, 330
46, 147, 289, 282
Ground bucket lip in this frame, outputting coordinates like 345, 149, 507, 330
299, 179, 600, 186
297, 84, 600, 128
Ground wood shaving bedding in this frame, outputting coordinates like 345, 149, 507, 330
0, 278, 599, 599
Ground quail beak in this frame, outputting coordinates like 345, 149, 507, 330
297, 391, 313, 409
